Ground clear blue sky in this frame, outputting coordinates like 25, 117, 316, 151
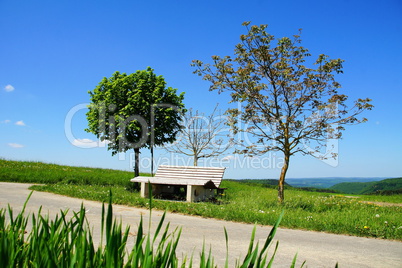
1, 0, 401, 179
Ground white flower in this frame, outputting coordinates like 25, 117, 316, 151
375, 214, 380, 218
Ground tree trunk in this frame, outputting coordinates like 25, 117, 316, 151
278, 152, 290, 203
150, 146, 154, 177
193, 155, 198, 166
134, 148, 140, 177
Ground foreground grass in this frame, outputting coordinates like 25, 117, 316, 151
1, 192, 296, 267
1, 159, 401, 240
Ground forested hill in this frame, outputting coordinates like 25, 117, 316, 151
330, 177, 402, 195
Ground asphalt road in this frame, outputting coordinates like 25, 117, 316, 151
0, 182, 401, 267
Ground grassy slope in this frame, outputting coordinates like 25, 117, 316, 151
1, 159, 401, 240
0, 159, 148, 185
330, 181, 377, 194
330, 178, 402, 194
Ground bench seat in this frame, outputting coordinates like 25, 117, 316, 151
130, 165, 226, 202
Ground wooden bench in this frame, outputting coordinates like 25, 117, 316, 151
130, 165, 226, 202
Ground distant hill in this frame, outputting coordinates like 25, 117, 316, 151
235, 177, 388, 189
285, 177, 386, 189
330, 178, 402, 195
235, 177, 402, 195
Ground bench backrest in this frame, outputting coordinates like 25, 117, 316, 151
155, 165, 225, 188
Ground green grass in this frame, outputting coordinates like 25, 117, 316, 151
1, 159, 401, 240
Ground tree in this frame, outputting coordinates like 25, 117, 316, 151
86, 67, 185, 177
192, 22, 373, 202
164, 105, 232, 166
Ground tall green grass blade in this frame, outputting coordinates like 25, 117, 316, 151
100, 199, 105, 251
266, 241, 279, 268
290, 252, 298, 268
148, 180, 153, 212
240, 225, 257, 267
153, 211, 167, 243
246, 225, 257, 256
224, 227, 229, 268
262, 210, 284, 251
200, 242, 215, 268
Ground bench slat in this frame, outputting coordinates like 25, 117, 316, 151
155, 173, 223, 179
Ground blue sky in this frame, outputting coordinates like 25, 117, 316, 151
1, 0, 401, 179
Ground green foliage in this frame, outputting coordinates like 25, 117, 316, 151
86, 68, 185, 176
330, 178, 402, 195
86, 68, 185, 153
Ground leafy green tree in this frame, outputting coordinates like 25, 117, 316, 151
86, 67, 185, 177
192, 22, 373, 202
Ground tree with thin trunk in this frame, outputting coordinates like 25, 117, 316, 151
86, 67, 185, 177
165, 105, 232, 166
192, 22, 373, 202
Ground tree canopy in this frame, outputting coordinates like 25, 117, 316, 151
192, 22, 373, 202
86, 67, 185, 176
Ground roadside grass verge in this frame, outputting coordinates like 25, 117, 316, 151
1, 159, 401, 240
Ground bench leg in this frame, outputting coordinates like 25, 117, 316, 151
140, 182, 148, 198
186, 185, 193, 202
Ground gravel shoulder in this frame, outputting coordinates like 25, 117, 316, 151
1, 182, 401, 267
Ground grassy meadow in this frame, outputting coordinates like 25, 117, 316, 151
1, 159, 401, 240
